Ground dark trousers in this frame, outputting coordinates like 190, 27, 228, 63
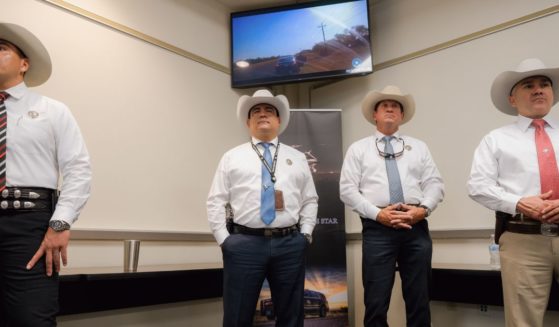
361, 218, 432, 327
0, 211, 58, 327
221, 231, 307, 327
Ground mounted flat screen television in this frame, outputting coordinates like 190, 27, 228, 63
230, 0, 372, 88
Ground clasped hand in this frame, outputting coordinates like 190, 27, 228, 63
517, 190, 559, 223
376, 203, 427, 229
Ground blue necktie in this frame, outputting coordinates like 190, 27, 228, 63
383, 136, 404, 204
260, 143, 275, 224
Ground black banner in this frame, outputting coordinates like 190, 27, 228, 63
255, 110, 348, 326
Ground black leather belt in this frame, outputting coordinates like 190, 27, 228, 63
230, 223, 299, 237
0, 187, 57, 213
496, 211, 541, 235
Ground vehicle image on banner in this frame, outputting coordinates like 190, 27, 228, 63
260, 289, 329, 320
274, 55, 301, 74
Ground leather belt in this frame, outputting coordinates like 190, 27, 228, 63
0, 187, 57, 213
230, 223, 299, 237
496, 211, 542, 235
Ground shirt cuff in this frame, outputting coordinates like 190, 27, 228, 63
365, 205, 381, 221
503, 194, 523, 215
214, 228, 230, 246
51, 206, 78, 225
300, 223, 314, 235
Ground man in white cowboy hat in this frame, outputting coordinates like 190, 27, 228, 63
340, 85, 444, 327
468, 58, 559, 327
0, 23, 91, 326
207, 89, 317, 326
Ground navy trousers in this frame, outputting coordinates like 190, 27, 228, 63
361, 218, 432, 327
0, 211, 58, 327
221, 231, 307, 327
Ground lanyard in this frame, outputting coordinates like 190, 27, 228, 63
251, 142, 280, 183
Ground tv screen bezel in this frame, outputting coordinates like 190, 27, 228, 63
230, 0, 373, 89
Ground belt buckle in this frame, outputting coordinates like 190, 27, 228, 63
264, 229, 273, 237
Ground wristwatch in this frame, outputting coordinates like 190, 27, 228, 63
49, 220, 71, 232
419, 205, 432, 218
302, 233, 313, 244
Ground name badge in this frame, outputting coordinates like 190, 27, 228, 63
275, 190, 284, 211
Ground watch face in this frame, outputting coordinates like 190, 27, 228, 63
50, 220, 70, 231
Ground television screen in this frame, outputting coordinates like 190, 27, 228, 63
230, 0, 372, 88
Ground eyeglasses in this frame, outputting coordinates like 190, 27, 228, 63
376, 137, 405, 158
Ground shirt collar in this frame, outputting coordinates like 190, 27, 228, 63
251, 137, 279, 147
374, 130, 401, 140
2, 82, 27, 101
517, 114, 559, 132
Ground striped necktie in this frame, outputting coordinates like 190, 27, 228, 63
383, 136, 405, 204
260, 142, 276, 225
0, 92, 9, 192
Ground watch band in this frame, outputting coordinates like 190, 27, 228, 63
419, 205, 431, 218
49, 220, 71, 232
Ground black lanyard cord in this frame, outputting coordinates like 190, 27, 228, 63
251, 142, 280, 183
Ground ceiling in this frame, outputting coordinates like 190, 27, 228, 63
216, 0, 309, 12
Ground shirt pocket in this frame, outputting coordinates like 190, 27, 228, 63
9, 113, 54, 156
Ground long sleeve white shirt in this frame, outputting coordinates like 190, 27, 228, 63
4, 82, 91, 225
468, 115, 558, 214
340, 131, 444, 220
207, 137, 318, 245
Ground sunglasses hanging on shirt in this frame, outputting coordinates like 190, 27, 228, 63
375, 137, 406, 158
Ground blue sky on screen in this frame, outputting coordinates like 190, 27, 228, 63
232, 0, 369, 62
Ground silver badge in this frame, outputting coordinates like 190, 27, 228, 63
286, 159, 293, 165
28, 111, 39, 119
405, 145, 412, 151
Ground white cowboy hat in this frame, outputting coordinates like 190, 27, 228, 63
0, 23, 52, 87
236, 89, 290, 134
361, 85, 415, 125
491, 58, 559, 115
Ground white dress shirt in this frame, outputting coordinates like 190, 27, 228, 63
5, 82, 91, 225
468, 115, 558, 214
340, 131, 444, 220
207, 137, 318, 245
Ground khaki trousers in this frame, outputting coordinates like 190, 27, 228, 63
499, 231, 559, 327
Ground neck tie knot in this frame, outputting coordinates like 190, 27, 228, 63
0, 92, 9, 103
532, 119, 546, 130
382, 136, 393, 143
